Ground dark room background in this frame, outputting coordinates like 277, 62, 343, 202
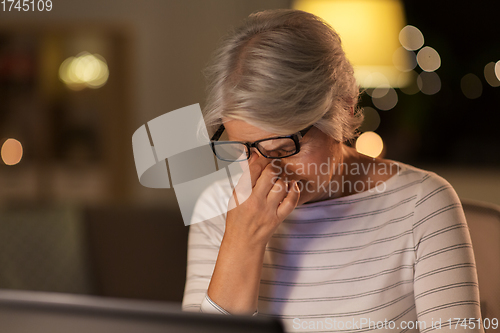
0, 0, 498, 304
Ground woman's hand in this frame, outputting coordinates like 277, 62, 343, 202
206, 154, 300, 315
224, 154, 301, 249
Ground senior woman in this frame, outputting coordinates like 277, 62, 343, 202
182, 9, 483, 333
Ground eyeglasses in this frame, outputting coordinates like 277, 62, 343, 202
210, 124, 313, 162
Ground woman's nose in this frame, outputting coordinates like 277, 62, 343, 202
248, 148, 266, 166
250, 147, 264, 158
249, 147, 267, 163
249, 148, 281, 173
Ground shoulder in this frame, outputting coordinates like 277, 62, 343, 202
398, 162, 459, 205
378, 160, 462, 217
395, 163, 468, 240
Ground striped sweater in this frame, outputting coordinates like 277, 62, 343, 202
182, 161, 483, 332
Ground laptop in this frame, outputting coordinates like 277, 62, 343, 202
0, 289, 284, 333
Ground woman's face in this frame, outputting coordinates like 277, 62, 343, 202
223, 118, 345, 206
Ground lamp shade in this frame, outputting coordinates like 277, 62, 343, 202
292, 0, 412, 88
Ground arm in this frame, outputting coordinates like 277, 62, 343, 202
182, 154, 300, 315
181, 208, 226, 313
412, 173, 484, 332
207, 155, 300, 315
182, 217, 263, 316
206, 232, 266, 315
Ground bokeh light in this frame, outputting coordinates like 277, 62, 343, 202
371, 85, 390, 98
417, 46, 441, 72
417, 72, 441, 95
496, 61, 500, 81
393, 47, 417, 72
372, 87, 398, 110
358, 107, 381, 132
461, 73, 482, 99
59, 52, 109, 90
484, 62, 500, 87
356, 131, 384, 158
399, 25, 424, 51
360, 72, 390, 90
1, 138, 23, 165
399, 70, 420, 95
293, 0, 408, 88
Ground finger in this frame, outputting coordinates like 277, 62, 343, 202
232, 153, 263, 205
232, 166, 255, 206
277, 180, 301, 220
243, 152, 266, 187
227, 187, 239, 212
267, 177, 288, 207
253, 161, 282, 198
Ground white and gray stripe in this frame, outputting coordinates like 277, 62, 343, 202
182, 161, 483, 332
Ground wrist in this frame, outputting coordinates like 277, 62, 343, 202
208, 235, 266, 315
220, 233, 267, 256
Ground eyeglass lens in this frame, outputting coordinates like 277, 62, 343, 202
213, 137, 297, 161
212, 142, 248, 161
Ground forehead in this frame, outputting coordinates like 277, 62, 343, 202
223, 118, 279, 141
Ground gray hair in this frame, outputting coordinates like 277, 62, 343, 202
200, 9, 364, 143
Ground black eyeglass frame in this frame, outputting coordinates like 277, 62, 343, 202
210, 124, 313, 162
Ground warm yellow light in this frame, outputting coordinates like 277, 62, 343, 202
416, 46, 441, 72
361, 72, 390, 90
372, 87, 398, 110
356, 131, 384, 158
292, 0, 410, 88
417, 72, 441, 95
393, 47, 416, 72
59, 52, 109, 90
399, 25, 424, 51
495, 61, 500, 81
484, 62, 500, 87
1, 138, 23, 165
399, 70, 420, 95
